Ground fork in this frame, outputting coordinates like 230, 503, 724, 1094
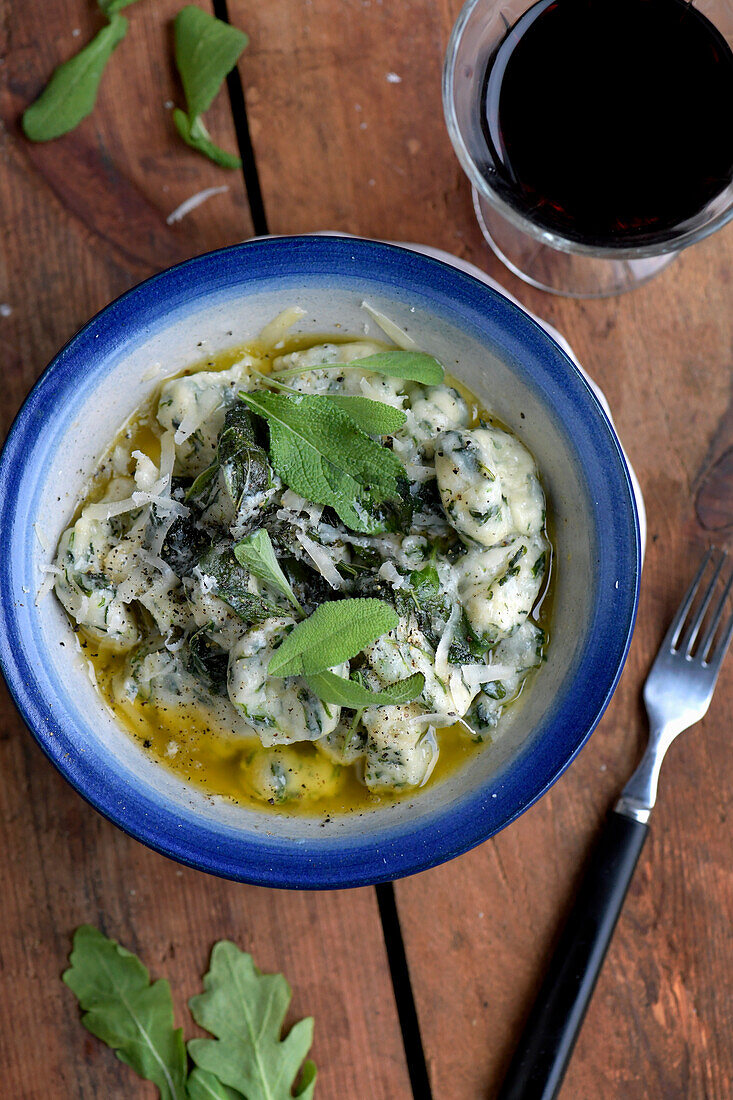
496, 547, 733, 1100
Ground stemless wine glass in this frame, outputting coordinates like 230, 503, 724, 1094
443, 0, 733, 297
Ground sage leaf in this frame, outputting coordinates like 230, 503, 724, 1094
306, 669, 424, 708
174, 110, 242, 170
198, 544, 280, 624
173, 7, 248, 168
274, 350, 445, 386
188, 941, 317, 1100
63, 925, 187, 1100
187, 1068, 245, 1100
240, 390, 407, 533
268, 597, 398, 678
234, 529, 304, 615
22, 15, 128, 142
324, 394, 407, 435
175, 6, 249, 117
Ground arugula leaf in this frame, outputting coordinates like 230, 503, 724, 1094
268, 597, 398, 678
188, 941, 317, 1100
324, 395, 406, 435
63, 925, 187, 1100
274, 350, 445, 386
198, 544, 280, 624
22, 16, 128, 142
234, 530, 304, 616
187, 1068, 245, 1100
240, 390, 407, 533
173, 7, 248, 168
306, 669, 424, 707
174, 111, 243, 170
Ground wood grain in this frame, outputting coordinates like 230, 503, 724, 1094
0, 2, 410, 1097
231, 0, 733, 1096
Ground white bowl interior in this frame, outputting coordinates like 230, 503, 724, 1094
25, 282, 597, 842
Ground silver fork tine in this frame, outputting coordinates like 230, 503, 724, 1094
678, 548, 727, 656
699, 568, 733, 662
709, 607, 733, 671
663, 547, 714, 651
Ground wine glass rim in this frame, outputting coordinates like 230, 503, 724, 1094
443, 0, 733, 260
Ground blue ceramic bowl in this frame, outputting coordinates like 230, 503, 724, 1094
0, 236, 640, 888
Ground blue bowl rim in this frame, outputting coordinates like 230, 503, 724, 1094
0, 235, 641, 889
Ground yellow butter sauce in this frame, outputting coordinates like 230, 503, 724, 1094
77, 338, 552, 817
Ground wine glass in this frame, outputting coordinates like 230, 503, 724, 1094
443, 0, 733, 297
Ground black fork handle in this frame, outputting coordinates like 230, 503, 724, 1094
495, 810, 649, 1100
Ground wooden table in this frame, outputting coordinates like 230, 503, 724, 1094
1, 2, 732, 1096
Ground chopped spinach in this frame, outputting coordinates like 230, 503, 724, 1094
186, 624, 229, 695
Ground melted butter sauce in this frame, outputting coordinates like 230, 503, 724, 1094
79, 337, 553, 817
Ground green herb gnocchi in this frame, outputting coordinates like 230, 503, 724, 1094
53, 310, 551, 808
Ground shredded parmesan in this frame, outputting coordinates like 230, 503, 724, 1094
434, 601, 461, 681
174, 388, 223, 446
257, 306, 306, 349
361, 301, 417, 349
294, 531, 343, 589
165, 185, 229, 225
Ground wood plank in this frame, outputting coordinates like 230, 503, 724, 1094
231, 0, 733, 1095
0, 3, 411, 1097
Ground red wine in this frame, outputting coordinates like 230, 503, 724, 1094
481, 0, 733, 247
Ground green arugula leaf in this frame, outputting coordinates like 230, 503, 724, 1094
22, 15, 128, 142
268, 597, 398, 678
240, 390, 407, 533
63, 925, 187, 1100
274, 350, 445, 386
188, 941, 317, 1100
324, 395, 407, 435
187, 1068, 245, 1100
174, 110, 242, 170
306, 669, 424, 707
198, 544, 280, 624
234, 530, 304, 616
173, 7, 248, 168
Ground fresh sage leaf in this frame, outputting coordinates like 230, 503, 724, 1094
274, 350, 445, 386
306, 669, 424, 708
240, 390, 407, 533
234, 529, 304, 616
324, 394, 407, 435
198, 544, 280, 624
63, 925, 188, 1100
187, 1068, 245, 1100
174, 110, 242, 170
268, 597, 398, 678
22, 15, 128, 142
173, 7, 248, 168
188, 941, 317, 1100
175, 6, 249, 117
